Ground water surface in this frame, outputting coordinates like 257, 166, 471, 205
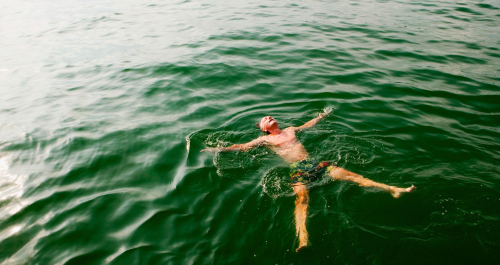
1, 0, 499, 264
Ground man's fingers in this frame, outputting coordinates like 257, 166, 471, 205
323, 107, 333, 115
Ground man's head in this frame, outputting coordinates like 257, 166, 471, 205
255, 116, 278, 134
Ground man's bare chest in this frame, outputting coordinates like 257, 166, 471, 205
266, 131, 297, 146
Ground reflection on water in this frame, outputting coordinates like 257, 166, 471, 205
0, 156, 28, 216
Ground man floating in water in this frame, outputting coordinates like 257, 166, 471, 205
202, 110, 416, 252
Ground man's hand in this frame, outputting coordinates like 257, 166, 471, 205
201, 145, 241, 152
319, 107, 333, 118
201, 147, 221, 152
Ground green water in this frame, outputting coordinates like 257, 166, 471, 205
1, 0, 499, 264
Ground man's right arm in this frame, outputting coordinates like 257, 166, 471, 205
201, 136, 267, 153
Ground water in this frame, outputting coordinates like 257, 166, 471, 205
1, 0, 499, 264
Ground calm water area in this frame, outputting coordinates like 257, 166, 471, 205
1, 0, 500, 264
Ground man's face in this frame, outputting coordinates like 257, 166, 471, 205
260, 116, 278, 132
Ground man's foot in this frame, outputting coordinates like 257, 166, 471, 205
390, 185, 416, 198
295, 228, 309, 252
296, 243, 308, 252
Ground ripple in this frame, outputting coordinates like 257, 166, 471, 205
1, 0, 500, 263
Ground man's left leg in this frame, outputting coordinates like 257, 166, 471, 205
329, 167, 415, 198
293, 183, 309, 252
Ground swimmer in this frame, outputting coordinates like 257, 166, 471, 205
202, 110, 416, 252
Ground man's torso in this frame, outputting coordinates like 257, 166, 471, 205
263, 127, 309, 163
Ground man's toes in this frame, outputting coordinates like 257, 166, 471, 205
296, 244, 307, 252
406, 185, 416, 192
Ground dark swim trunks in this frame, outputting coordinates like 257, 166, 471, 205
290, 158, 336, 185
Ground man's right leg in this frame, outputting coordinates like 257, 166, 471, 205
293, 183, 309, 252
329, 167, 415, 198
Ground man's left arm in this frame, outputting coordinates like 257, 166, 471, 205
293, 109, 332, 131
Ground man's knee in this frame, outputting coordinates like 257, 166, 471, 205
331, 167, 360, 179
330, 167, 346, 179
296, 194, 309, 205
293, 185, 309, 205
